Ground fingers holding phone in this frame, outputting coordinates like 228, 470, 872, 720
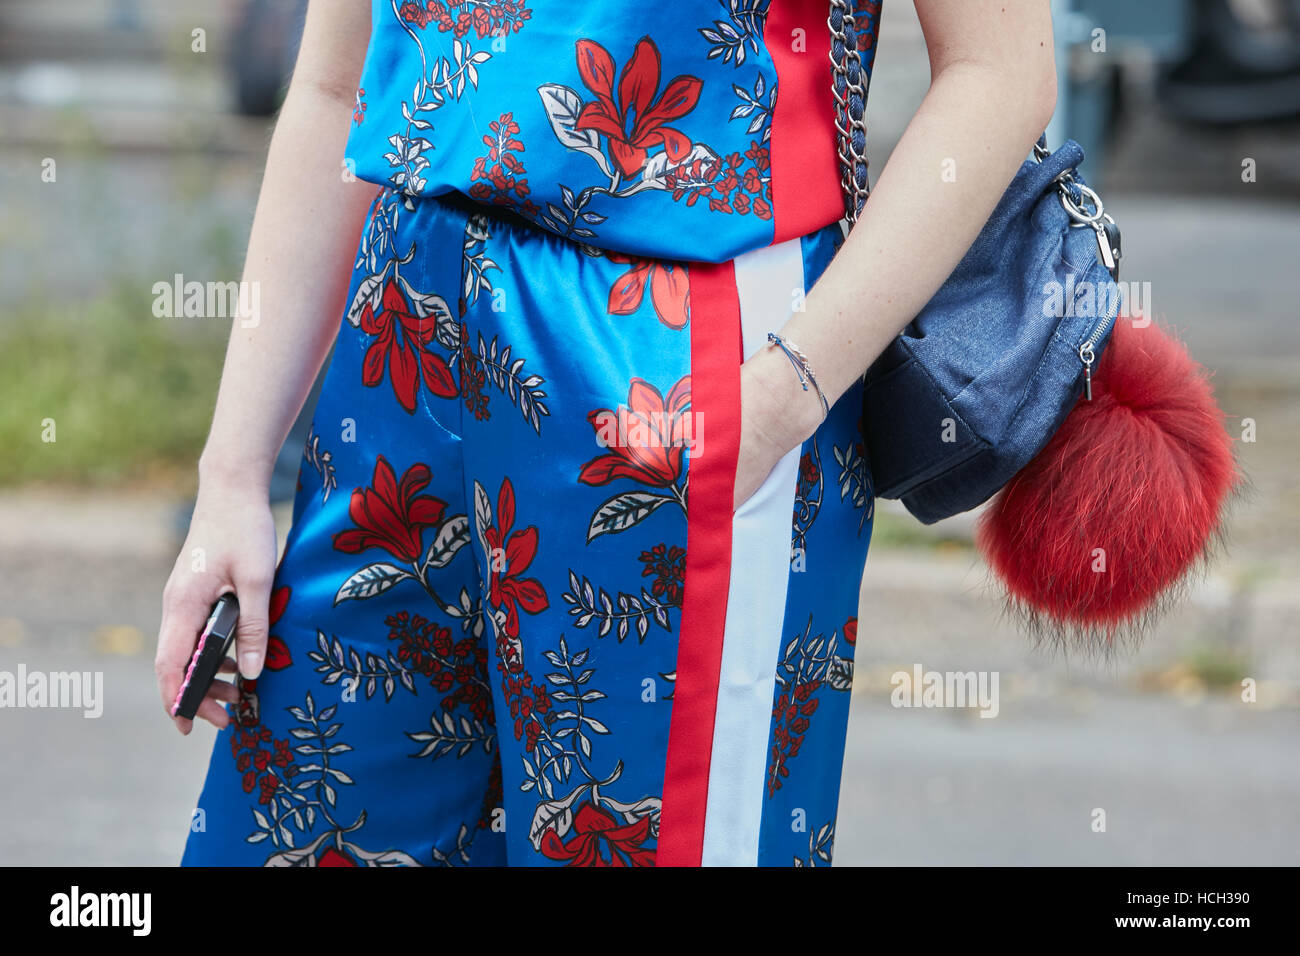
155, 493, 278, 734
157, 579, 241, 734
170, 594, 242, 724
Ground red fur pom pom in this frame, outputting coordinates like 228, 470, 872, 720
976, 318, 1238, 646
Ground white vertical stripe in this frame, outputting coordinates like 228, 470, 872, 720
699, 237, 804, 866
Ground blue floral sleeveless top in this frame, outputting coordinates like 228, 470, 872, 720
344, 0, 882, 262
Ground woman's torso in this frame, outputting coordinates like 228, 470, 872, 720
344, 0, 882, 262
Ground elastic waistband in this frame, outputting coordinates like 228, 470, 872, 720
392, 187, 845, 268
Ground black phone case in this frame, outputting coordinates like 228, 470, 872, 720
171, 595, 240, 720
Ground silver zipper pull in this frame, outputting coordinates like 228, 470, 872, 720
1093, 222, 1116, 277
1080, 343, 1095, 401
1102, 213, 1122, 277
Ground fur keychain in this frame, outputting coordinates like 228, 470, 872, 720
976, 317, 1240, 647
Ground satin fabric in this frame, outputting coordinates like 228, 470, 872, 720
343, 0, 882, 261
181, 189, 874, 866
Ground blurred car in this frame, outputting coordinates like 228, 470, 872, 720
228, 0, 308, 116
1075, 0, 1300, 125
1159, 0, 1300, 123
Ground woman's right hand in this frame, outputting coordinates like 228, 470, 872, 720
155, 481, 278, 735
146, 0, 375, 736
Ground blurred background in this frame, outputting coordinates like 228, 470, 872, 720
0, 0, 1297, 865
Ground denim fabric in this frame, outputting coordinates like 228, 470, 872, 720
852, 141, 1122, 523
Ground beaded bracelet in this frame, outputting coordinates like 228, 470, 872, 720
766, 332, 830, 420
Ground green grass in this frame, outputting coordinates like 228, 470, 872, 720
0, 281, 225, 486
1183, 645, 1252, 691
868, 508, 975, 551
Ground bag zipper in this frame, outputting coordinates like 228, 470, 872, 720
1078, 214, 1122, 401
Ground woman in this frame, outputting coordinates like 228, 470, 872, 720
159, 0, 1055, 867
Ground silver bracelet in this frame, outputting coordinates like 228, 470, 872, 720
766, 332, 831, 420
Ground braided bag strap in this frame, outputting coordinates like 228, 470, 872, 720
828, 0, 873, 224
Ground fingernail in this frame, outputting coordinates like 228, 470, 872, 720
240, 652, 263, 680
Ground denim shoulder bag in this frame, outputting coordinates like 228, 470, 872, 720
828, 1, 1124, 525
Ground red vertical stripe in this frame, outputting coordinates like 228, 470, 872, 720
656, 260, 743, 867
766, 0, 843, 243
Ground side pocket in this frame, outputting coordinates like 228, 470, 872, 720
861, 345, 987, 500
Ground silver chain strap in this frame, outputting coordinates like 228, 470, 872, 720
830, 8, 1113, 244
828, 0, 871, 224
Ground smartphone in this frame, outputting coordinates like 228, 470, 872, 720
171, 593, 241, 720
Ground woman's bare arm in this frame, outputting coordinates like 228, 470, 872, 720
157, 0, 376, 731
200, 1, 378, 493
735, 0, 1057, 505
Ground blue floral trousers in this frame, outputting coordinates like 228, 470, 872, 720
181, 189, 873, 867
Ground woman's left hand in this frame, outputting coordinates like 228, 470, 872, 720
733, 348, 824, 511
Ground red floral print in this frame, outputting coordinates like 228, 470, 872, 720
768, 680, 821, 796
469, 112, 539, 217
483, 477, 549, 640
799, 451, 820, 487
401, 0, 532, 38
607, 253, 689, 330
231, 721, 297, 805
579, 377, 692, 487
317, 847, 360, 866
499, 666, 555, 749
359, 278, 457, 414
794, 448, 822, 519
844, 617, 857, 646
332, 456, 449, 563
386, 610, 493, 720
539, 801, 655, 866
664, 141, 772, 218
573, 37, 703, 177
638, 543, 686, 607
398, 1, 435, 28
261, 585, 294, 671
664, 152, 726, 208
